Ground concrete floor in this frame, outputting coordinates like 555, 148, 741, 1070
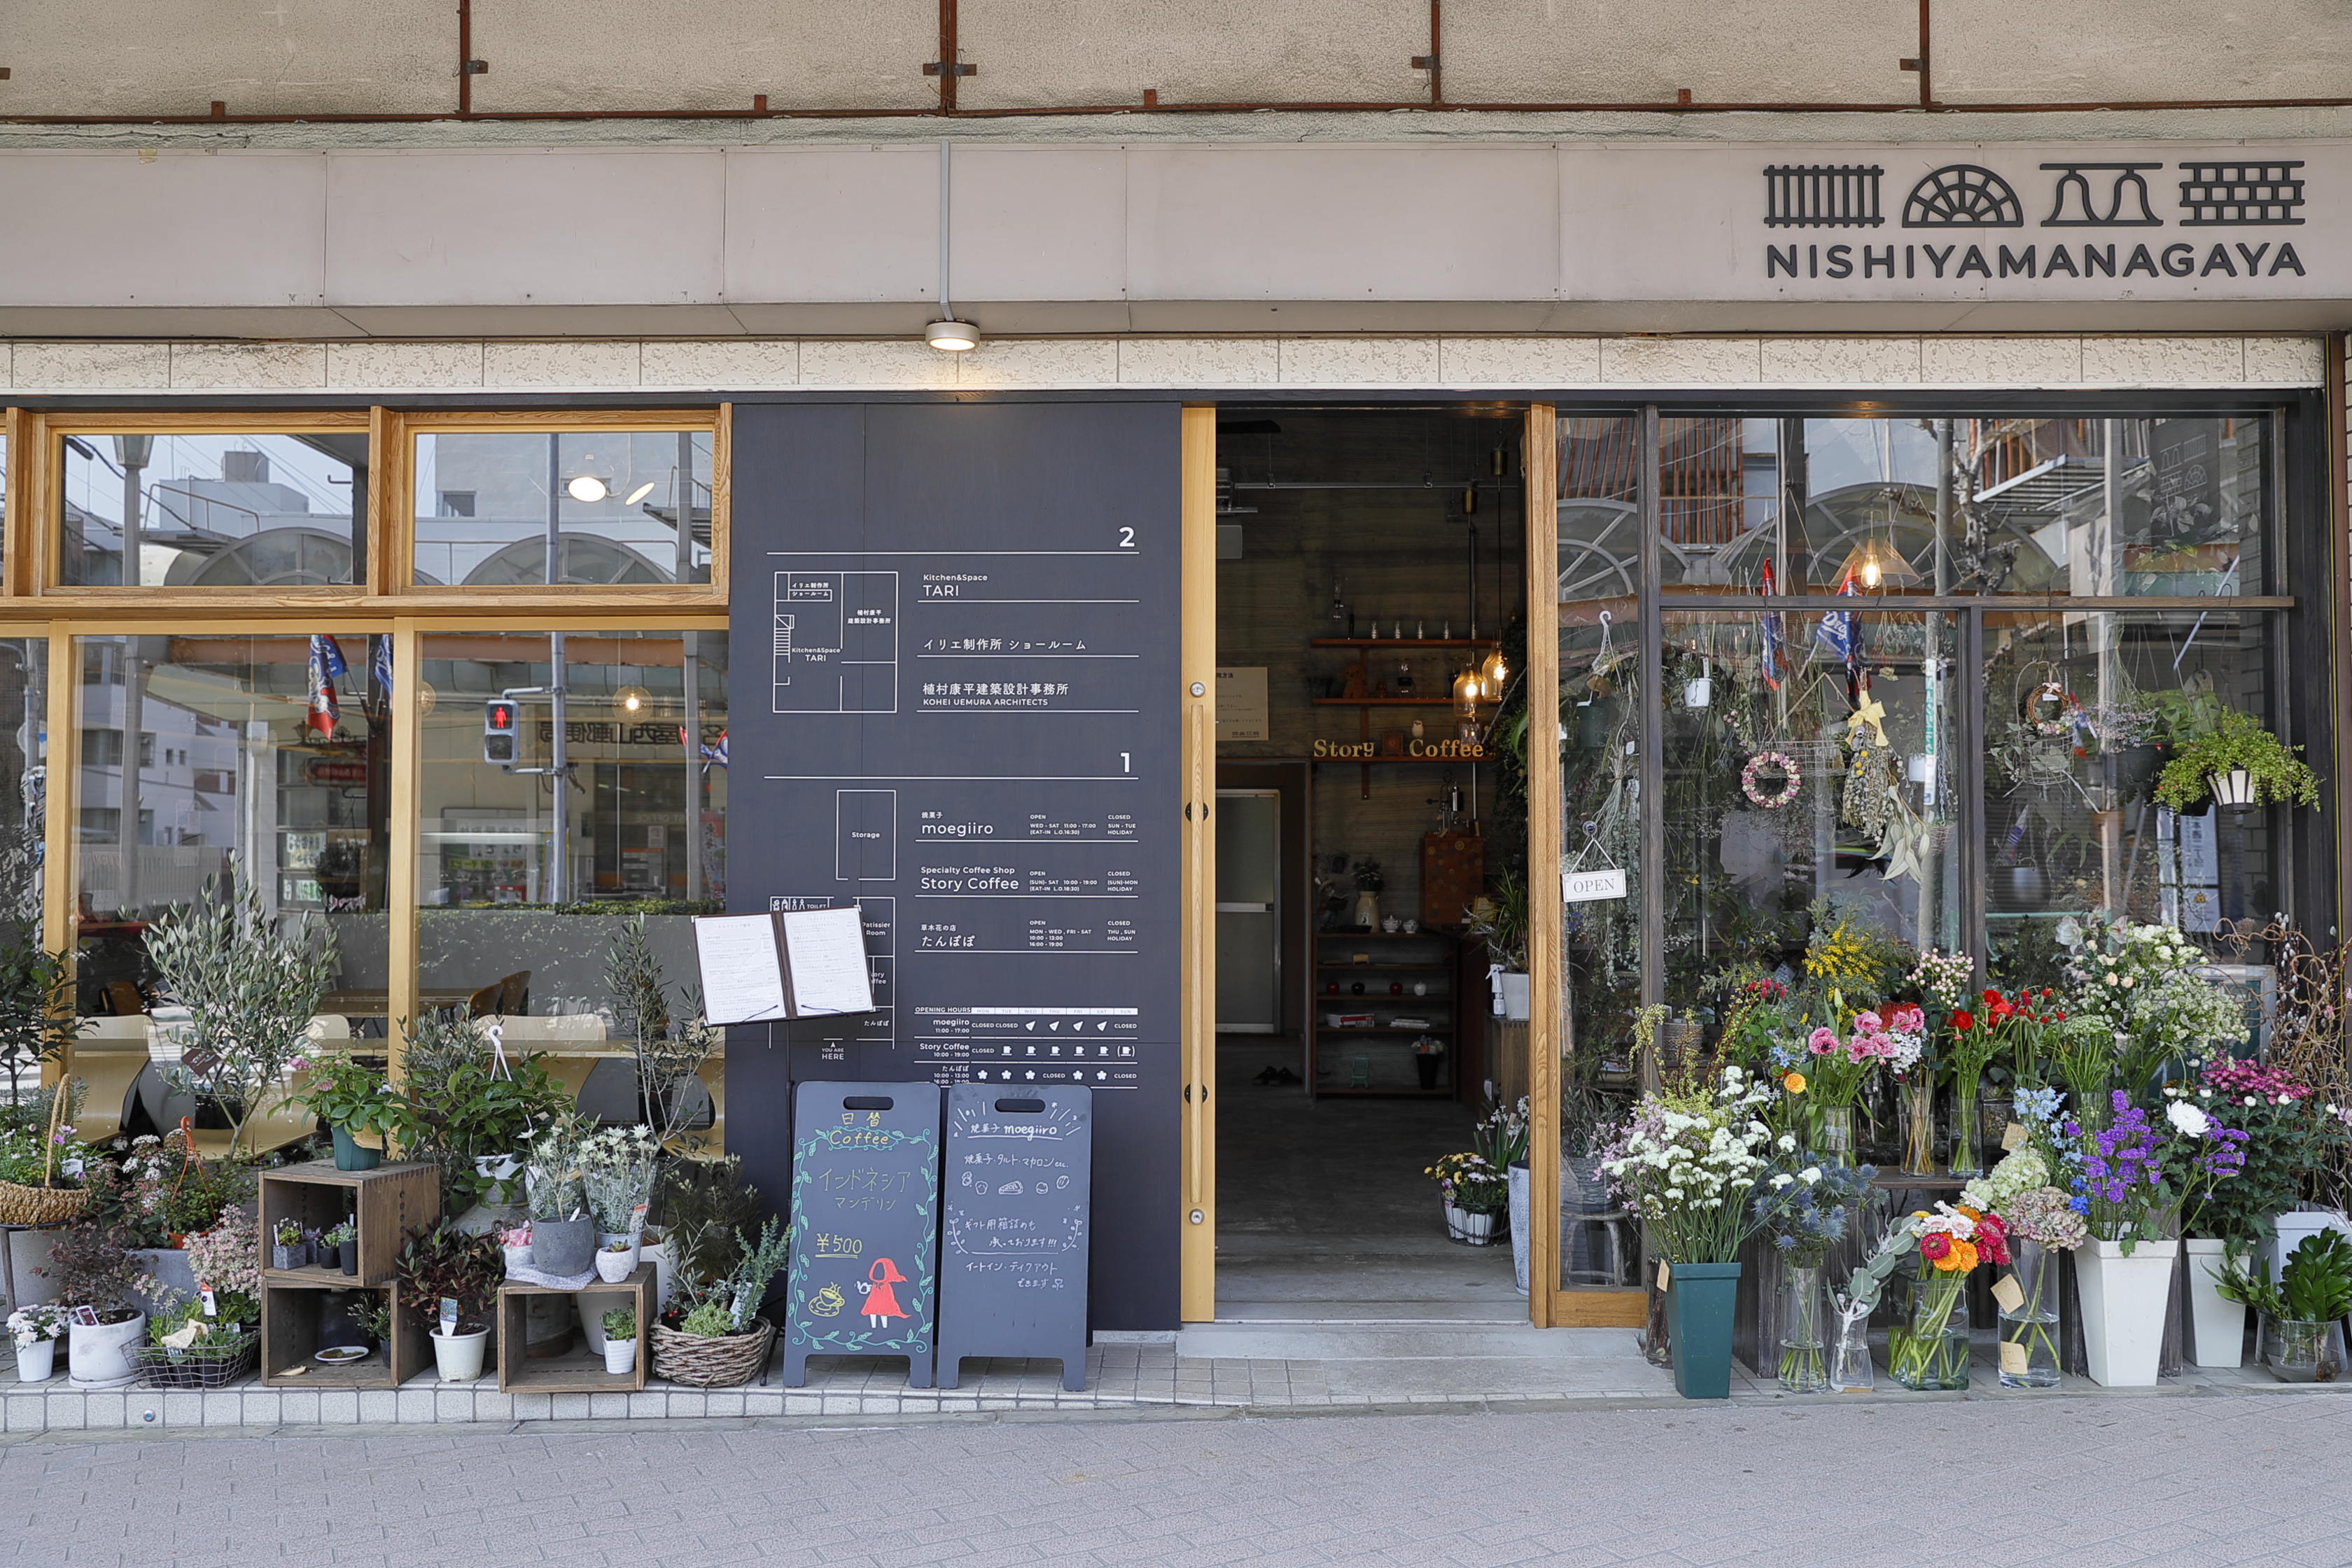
1209, 1034, 1525, 1331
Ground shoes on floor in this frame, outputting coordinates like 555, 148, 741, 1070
1253, 1066, 1280, 1085
1274, 1067, 1303, 1085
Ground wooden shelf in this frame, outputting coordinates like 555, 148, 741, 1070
1311, 697, 1492, 708
257, 1160, 438, 1287
1311, 1086, 1459, 1098
261, 1278, 434, 1389
1310, 927, 1466, 1102
1317, 961, 1448, 969
1310, 638, 1498, 648
498, 1266, 656, 1394
1317, 1025, 1455, 1035
1319, 930, 1462, 940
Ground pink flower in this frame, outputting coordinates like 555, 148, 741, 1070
1808, 1027, 1837, 1056
1889, 1005, 1925, 1032
1853, 1011, 1883, 1033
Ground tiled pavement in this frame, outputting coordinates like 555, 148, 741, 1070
3, 1323, 2345, 1436
8, 1392, 2352, 1567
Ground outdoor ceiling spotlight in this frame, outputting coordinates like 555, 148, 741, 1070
612, 684, 652, 715
925, 320, 981, 353
624, 482, 657, 506
566, 475, 610, 503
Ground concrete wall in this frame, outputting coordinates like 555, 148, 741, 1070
0, 0, 2341, 118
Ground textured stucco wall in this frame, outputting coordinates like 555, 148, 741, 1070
0, 0, 453, 116
0, 1, 2341, 119
1931, 0, 2352, 104
1439, 0, 1915, 106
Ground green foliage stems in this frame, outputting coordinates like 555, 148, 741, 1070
299, 1056, 414, 1142
393, 1221, 505, 1334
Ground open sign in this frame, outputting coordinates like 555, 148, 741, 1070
1562, 868, 1628, 903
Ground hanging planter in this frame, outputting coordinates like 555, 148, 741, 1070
2153, 710, 2319, 814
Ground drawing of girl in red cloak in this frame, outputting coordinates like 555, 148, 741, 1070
857, 1259, 909, 1329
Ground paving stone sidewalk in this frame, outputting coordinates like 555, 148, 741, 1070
8, 1393, 2352, 1567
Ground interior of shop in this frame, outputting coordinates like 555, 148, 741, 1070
1212, 407, 1532, 1321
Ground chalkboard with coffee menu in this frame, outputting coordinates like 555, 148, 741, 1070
780, 1079, 943, 1388
935, 1084, 1092, 1392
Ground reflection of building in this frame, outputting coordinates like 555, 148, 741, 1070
414, 432, 712, 586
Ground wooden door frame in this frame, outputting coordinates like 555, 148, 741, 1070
1179, 404, 1219, 1322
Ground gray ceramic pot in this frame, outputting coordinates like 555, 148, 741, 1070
530, 1217, 596, 1277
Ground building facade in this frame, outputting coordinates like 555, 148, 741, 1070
0, 1, 2346, 1337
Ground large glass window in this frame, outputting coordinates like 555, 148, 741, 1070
412, 430, 713, 587
71, 634, 389, 1026
57, 430, 368, 587
416, 629, 727, 1018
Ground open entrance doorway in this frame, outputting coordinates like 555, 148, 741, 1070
1208, 406, 1531, 1324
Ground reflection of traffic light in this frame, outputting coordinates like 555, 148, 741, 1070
483, 699, 518, 764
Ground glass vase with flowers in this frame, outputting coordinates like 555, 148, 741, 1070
1749, 1154, 1879, 1392
1888, 1203, 2005, 1390
1966, 1145, 2084, 1388
1799, 998, 1900, 1167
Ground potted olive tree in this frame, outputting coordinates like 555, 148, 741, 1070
144, 856, 338, 1155
2154, 708, 2320, 813
1464, 869, 1531, 1022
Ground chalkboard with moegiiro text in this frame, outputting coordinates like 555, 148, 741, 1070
935, 1084, 1092, 1392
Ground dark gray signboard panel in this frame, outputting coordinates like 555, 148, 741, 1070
780, 1079, 943, 1387
729, 402, 1181, 1332
937, 1084, 1092, 1391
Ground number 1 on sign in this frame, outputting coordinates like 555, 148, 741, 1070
1119, 752, 1130, 773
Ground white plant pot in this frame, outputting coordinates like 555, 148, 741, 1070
6, 1231, 60, 1307
13, 1339, 57, 1384
67, 1312, 147, 1390
602, 1337, 638, 1376
1497, 972, 1530, 1022
578, 1291, 630, 1354
430, 1328, 489, 1383
595, 1247, 636, 1284
2185, 1238, 2247, 1368
2073, 1239, 2179, 1387
473, 1154, 522, 1205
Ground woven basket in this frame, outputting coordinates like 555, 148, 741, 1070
0, 1180, 88, 1228
650, 1318, 775, 1388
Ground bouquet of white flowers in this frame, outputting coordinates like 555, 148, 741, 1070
1597, 1067, 1775, 1264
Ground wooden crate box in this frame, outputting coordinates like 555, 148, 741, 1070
497, 1266, 657, 1394
256, 1161, 438, 1287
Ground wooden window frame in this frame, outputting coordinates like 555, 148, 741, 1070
1, 404, 732, 1087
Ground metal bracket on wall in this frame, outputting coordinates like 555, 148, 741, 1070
923, 62, 976, 77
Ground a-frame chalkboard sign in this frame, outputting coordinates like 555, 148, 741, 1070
935, 1085, 1092, 1392
780, 1080, 943, 1388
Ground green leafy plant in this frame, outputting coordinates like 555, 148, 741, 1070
604, 917, 722, 1150
350, 1292, 395, 1348
1462, 869, 1530, 970
2155, 708, 2320, 811
398, 1010, 573, 1214
0, 925, 80, 1107
36, 1210, 144, 1317
143, 855, 339, 1154
1350, 858, 1385, 895
2216, 1230, 2352, 1324
393, 1219, 505, 1334
601, 1306, 638, 1341
678, 1301, 733, 1338
298, 1056, 414, 1142
653, 1156, 764, 1299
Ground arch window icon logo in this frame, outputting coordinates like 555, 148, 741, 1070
1902, 164, 2024, 227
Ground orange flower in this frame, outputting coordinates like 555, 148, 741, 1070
1957, 1205, 1982, 1223
1935, 1239, 1980, 1274
1782, 1071, 1807, 1093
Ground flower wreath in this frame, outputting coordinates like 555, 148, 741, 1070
2022, 681, 2078, 738
1741, 750, 1802, 809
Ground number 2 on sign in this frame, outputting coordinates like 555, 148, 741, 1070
1117, 527, 1136, 550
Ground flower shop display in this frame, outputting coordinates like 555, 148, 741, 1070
1965, 1149, 2085, 1390
520, 1110, 598, 1276
296, 1056, 414, 1173
1945, 986, 2052, 1176
601, 1306, 640, 1376
395, 1219, 504, 1382
2216, 1231, 2352, 1382
651, 1214, 790, 1387
2059, 918, 2248, 1109
1888, 1202, 2005, 1390
604, 914, 725, 1149
128, 1205, 265, 1388
2152, 707, 2320, 814
1599, 1067, 1774, 1399
580, 1122, 662, 1263
2064, 1090, 2180, 1387
1793, 1007, 1905, 1166
8, 1303, 66, 1384
0, 1078, 92, 1228
2158, 1083, 2257, 1367
1424, 1152, 1508, 1244
1748, 1152, 1877, 1392
397, 1008, 573, 1217
1828, 1217, 1925, 1393
142, 855, 338, 1154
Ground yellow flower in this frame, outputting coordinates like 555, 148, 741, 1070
1782, 1072, 1807, 1094
1935, 1239, 1979, 1273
